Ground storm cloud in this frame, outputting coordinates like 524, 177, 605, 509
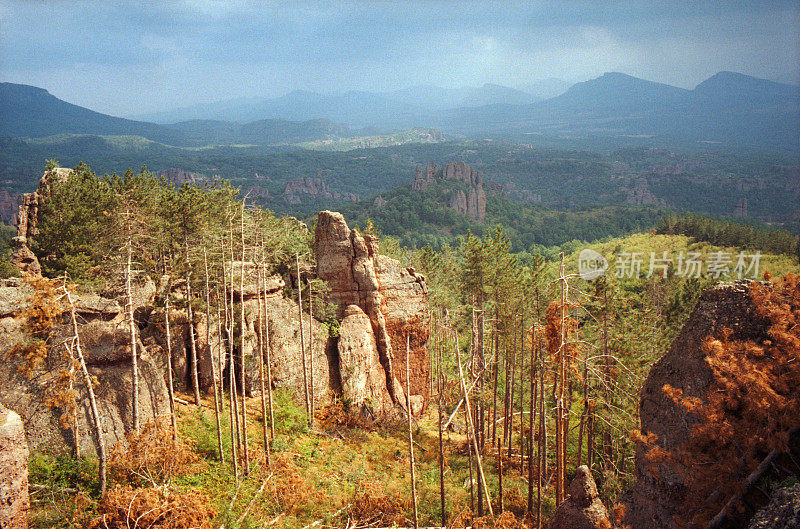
2, 1, 798, 116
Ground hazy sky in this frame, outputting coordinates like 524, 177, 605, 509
2, 1, 799, 116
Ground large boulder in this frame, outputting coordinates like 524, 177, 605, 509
0, 404, 28, 529
314, 211, 430, 415
548, 466, 610, 529
626, 278, 800, 529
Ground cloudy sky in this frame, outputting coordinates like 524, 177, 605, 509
2, 1, 799, 116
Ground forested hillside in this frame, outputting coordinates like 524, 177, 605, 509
2, 164, 798, 529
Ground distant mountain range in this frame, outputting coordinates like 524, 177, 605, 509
1, 71, 798, 152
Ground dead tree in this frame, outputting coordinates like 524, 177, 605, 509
63, 285, 107, 493
125, 223, 140, 433
405, 334, 419, 529
204, 248, 224, 463
297, 252, 311, 423
239, 202, 249, 474
164, 296, 177, 440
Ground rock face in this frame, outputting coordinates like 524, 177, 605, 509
315, 211, 430, 415
0, 404, 28, 529
410, 162, 487, 222
747, 485, 800, 529
0, 278, 169, 457
443, 162, 486, 222
283, 176, 358, 205
337, 305, 393, 416
548, 466, 610, 529
626, 279, 800, 529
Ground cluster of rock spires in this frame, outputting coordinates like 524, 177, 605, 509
283, 176, 359, 205
411, 161, 487, 222
1, 173, 431, 462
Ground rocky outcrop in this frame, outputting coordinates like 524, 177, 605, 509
0, 404, 28, 529
548, 466, 610, 529
0, 188, 22, 226
314, 211, 429, 415
443, 162, 486, 222
626, 279, 800, 529
10, 167, 72, 277
0, 278, 169, 457
283, 176, 358, 205
156, 168, 203, 185
411, 163, 438, 191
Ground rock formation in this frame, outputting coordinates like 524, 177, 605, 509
626, 278, 800, 529
315, 210, 429, 416
156, 168, 203, 185
411, 162, 438, 191
10, 167, 72, 277
0, 276, 168, 457
283, 176, 358, 205
0, 188, 22, 226
548, 466, 611, 529
0, 404, 28, 529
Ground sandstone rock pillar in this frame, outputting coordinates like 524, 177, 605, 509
0, 404, 29, 529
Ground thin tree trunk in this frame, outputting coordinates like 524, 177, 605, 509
65, 287, 106, 493
165, 297, 177, 440
497, 435, 504, 514
239, 204, 249, 474
257, 262, 270, 467
225, 214, 239, 479
437, 320, 446, 528
263, 263, 275, 442
126, 236, 140, 433
297, 253, 310, 422
204, 248, 224, 463
456, 330, 494, 520
405, 334, 419, 529
527, 322, 536, 515
491, 307, 499, 445
537, 346, 546, 529
308, 285, 315, 427
556, 253, 566, 504
187, 276, 201, 406
519, 311, 525, 471
507, 323, 516, 461
472, 307, 484, 518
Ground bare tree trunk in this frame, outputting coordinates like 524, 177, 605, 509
497, 435, 504, 514
186, 276, 202, 406
527, 322, 537, 515
507, 322, 516, 461
239, 204, 249, 474
537, 345, 545, 529
263, 261, 275, 442
257, 261, 270, 467
308, 285, 315, 427
165, 297, 177, 440
405, 334, 419, 529
519, 311, 525, 471
64, 287, 107, 493
126, 236, 140, 433
204, 249, 224, 463
491, 307, 499, 445
556, 253, 566, 504
456, 330, 494, 520
472, 307, 484, 518
297, 253, 310, 423
437, 319, 446, 528
224, 214, 239, 479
